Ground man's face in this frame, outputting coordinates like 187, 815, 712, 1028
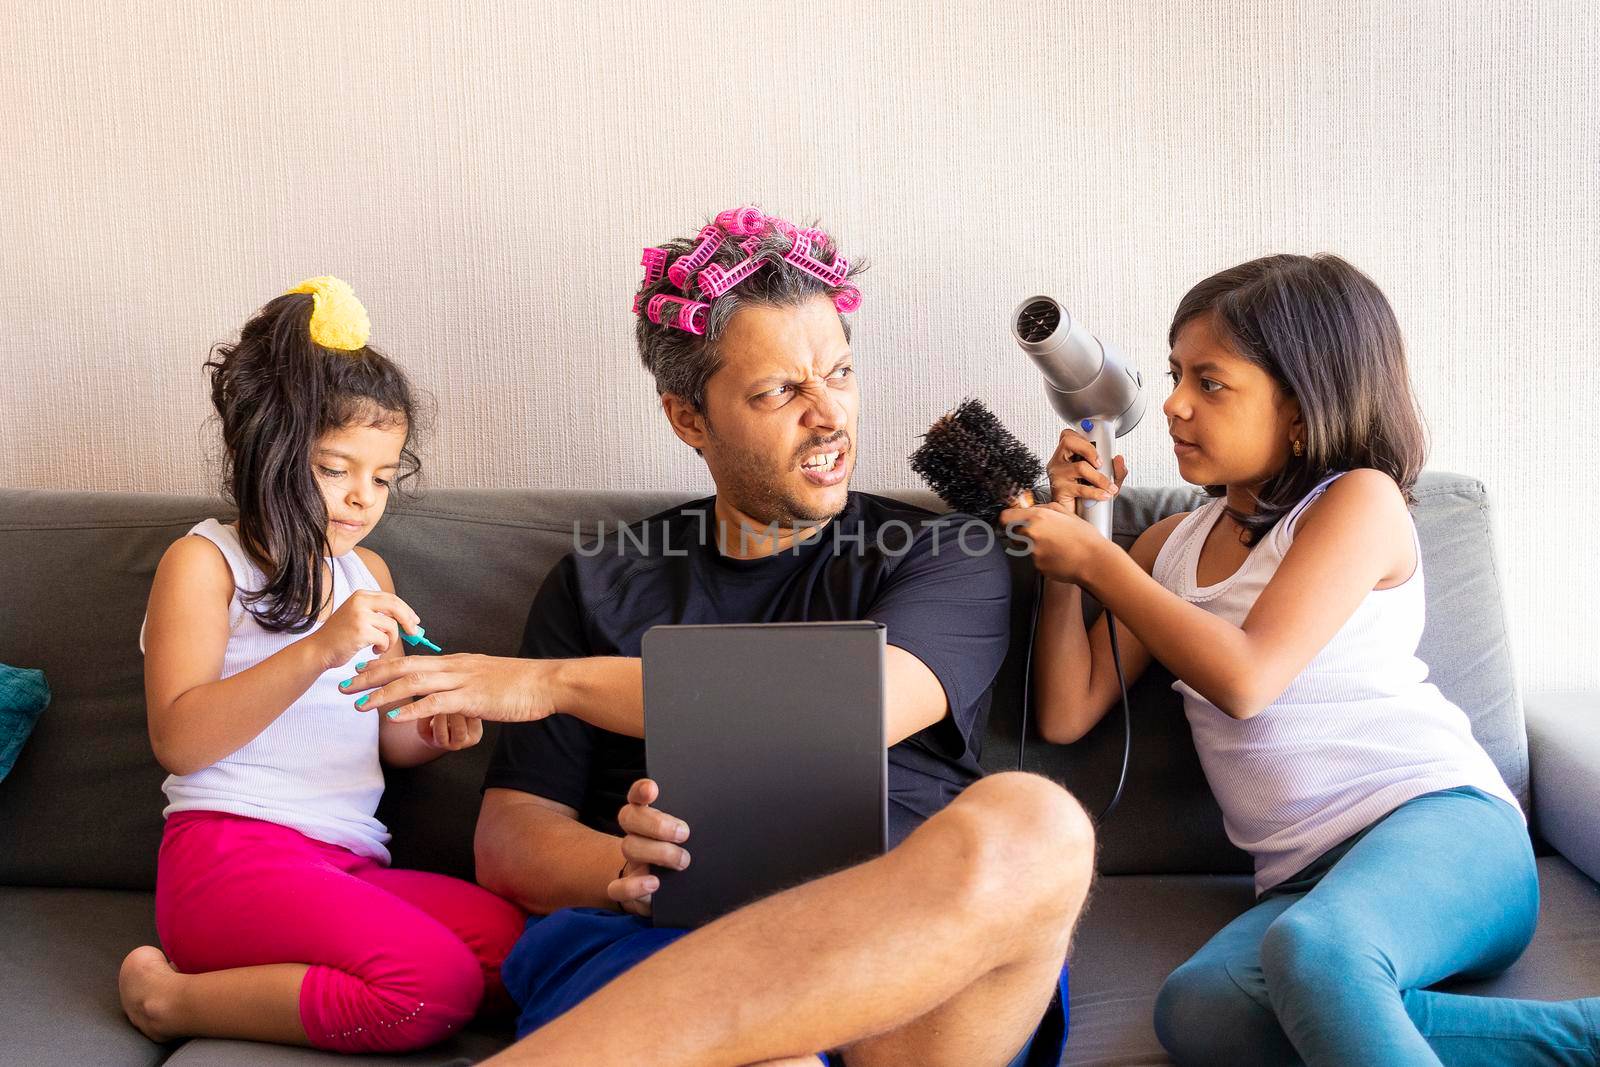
667, 294, 859, 528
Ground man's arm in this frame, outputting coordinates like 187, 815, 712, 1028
476, 787, 623, 915
883, 645, 952, 743
360, 650, 946, 744
557, 649, 943, 745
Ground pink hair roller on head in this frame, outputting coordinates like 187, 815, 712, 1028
667, 225, 725, 290
633, 247, 671, 313
715, 206, 769, 236
641, 246, 668, 285
646, 293, 710, 335
782, 229, 850, 288
739, 235, 763, 255
697, 252, 770, 300
833, 285, 863, 313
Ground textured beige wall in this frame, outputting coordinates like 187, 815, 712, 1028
2, 1, 1595, 692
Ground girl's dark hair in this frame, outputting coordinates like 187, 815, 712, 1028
1169, 253, 1428, 545
205, 292, 421, 632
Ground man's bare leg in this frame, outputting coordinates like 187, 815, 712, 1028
482, 772, 1094, 1067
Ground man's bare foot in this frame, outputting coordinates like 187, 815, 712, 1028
119, 945, 182, 1042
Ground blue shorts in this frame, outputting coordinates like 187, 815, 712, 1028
503, 907, 1070, 1066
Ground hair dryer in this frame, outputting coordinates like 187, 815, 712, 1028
1010, 297, 1146, 538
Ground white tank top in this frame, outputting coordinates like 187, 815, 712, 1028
1152, 473, 1519, 893
142, 519, 391, 863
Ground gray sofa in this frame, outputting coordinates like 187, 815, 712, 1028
2, 473, 1596, 1066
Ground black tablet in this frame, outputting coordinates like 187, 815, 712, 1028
641, 621, 888, 929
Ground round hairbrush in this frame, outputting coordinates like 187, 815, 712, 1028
910, 398, 1045, 522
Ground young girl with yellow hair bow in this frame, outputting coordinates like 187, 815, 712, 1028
118, 278, 524, 1053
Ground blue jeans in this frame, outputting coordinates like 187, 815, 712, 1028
1154, 786, 1600, 1066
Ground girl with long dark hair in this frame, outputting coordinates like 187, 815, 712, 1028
118, 278, 524, 1054
1005, 254, 1598, 1064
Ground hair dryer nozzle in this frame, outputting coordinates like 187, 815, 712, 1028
1010, 295, 1146, 436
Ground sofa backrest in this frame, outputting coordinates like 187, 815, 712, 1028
0, 472, 1526, 889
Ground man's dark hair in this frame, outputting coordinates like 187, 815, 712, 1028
634, 210, 867, 414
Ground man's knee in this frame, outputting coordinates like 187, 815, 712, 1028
1154, 959, 1292, 1066
923, 773, 1094, 925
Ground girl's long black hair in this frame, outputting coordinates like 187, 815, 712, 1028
1170, 254, 1428, 546
205, 292, 421, 632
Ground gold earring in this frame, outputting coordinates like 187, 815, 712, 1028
1293, 439, 1304, 457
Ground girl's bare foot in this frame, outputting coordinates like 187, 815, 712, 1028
119, 945, 182, 1043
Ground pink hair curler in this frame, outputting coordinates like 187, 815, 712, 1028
667, 225, 725, 290
641, 246, 668, 285
697, 251, 770, 300
739, 234, 764, 255
715, 206, 769, 236
634, 247, 670, 313
782, 229, 850, 288
646, 293, 710, 335
833, 285, 863, 313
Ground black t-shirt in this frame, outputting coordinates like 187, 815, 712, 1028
483, 492, 1012, 848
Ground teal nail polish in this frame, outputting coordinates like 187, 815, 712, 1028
386, 709, 399, 720
355, 694, 370, 708
339, 678, 354, 689
355, 660, 368, 670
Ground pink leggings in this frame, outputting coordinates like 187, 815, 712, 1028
155, 811, 526, 1053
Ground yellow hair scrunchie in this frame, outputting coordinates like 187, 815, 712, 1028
286, 276, 371, 351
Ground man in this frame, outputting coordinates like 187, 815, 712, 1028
351, 208, 1095, 1065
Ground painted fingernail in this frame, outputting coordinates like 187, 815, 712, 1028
386, 709, 399, 720
355, 661, 368, 670
355, 694, 370, 708
340, 678, 354, 689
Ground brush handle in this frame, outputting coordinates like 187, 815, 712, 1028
1074, 418, 1118, 539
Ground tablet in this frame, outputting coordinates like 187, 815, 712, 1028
641, 621, 888, 929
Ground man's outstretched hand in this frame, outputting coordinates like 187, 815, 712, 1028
347, 654, 557, 724
608, 778, 692, 918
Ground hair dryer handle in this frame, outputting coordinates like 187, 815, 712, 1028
1075, 418, 1118, 539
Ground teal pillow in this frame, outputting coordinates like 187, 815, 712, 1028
0, 664, 50, 781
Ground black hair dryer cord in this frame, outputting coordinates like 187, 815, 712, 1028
1016, 573, 1132, 824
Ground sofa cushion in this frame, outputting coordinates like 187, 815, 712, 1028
0, 475, 1531, 888
1062, 856, 1600, 1066
0, 886, 167, 1067
163, 1032, 509, 1066
1525, 690, 1600, 884
0, 492, 221, 889
0, 884, 514, 1067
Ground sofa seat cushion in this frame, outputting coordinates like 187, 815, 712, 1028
1, 887, 166, 1067
1063, 856, 1600, 1066
2, 885, 516, 1067
162, 1031, 511, 1066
